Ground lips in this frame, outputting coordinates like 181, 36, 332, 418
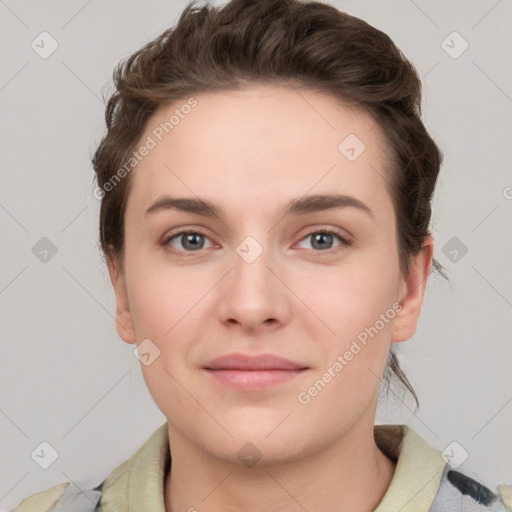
203, 353, 308, 371
202, 353, 309, 390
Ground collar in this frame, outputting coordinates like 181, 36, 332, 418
99, 422, 447, 512
374, 424, 447, 511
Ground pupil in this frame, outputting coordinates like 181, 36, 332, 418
313, 233, 331, 250
184, 233, 203, 250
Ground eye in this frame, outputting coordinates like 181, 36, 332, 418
162, 227, 351, 257
163, 230, 214, 256
296, 229, 351, 254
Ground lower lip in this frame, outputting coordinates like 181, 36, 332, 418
203, 369, 308, 390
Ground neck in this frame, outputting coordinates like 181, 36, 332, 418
164, 420, 396, 512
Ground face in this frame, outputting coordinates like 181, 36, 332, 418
108, 85, 432, 466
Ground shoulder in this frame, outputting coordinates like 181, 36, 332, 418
9, 423, 168, 512
378, 424, 512, 512
431, 466, 512, 512
11, 482, 69, 512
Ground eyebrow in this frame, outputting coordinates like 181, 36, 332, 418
145, 193, 374, 219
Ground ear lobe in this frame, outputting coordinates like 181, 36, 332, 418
391, 237, 434, 343
106, 253, 136, 345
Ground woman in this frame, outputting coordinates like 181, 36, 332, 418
13, 0, 511, 510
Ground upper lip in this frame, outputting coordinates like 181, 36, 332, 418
203, 353, 308, 371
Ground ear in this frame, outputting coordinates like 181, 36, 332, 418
106, 252, 136, 345
391, 236, 434, 343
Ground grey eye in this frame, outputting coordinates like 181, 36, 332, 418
168, 232, 212, 252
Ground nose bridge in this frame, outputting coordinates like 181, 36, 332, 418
232, 233, 275, 300
217, 230, 290, 329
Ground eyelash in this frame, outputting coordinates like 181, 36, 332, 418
162, 228, 352, 258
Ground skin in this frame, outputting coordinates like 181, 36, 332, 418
107, 84, 433, 512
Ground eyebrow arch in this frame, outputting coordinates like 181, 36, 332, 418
145, 193, 374, 219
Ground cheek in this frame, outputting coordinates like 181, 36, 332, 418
125, 250, 207, 341
125, 260, 220, 407
301, 260, 399, 337
296, 262, 400, 404
295, 272, 398, 412
127, 267, 201, 413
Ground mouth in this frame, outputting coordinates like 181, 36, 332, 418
202, 353, 310, 391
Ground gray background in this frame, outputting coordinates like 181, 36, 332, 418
1, 0, 511, 509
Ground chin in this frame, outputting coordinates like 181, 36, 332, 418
211, 437, 305, 468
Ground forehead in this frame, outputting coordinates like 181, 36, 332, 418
126, 85, 393, 219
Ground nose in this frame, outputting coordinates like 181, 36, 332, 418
216, 236, 291, 334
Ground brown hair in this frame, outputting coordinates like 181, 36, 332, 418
92, 0, 444, 412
